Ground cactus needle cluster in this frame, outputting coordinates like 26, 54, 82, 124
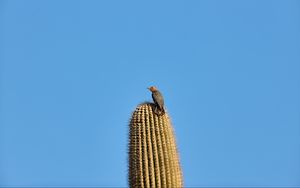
128, 103, 183, 188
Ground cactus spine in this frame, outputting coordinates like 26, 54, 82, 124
129, 103, 183, 188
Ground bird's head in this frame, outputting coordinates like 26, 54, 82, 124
148, 86, 158, 92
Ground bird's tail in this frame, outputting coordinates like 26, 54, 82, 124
160, 106, 165, 115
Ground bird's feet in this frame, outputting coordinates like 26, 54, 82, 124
153, 106, 165, 116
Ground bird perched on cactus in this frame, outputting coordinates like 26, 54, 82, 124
148, 86, 165, 115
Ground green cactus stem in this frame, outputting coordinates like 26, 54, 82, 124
128, 103, 183, 188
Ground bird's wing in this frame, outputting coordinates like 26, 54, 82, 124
152, 91, 164, 109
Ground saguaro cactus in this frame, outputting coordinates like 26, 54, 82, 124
128, 103, 183, 188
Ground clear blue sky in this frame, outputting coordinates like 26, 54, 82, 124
0, 0, 300, 187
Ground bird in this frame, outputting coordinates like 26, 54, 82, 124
148, 86, 165, 115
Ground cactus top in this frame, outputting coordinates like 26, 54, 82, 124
128, 103, 183, 188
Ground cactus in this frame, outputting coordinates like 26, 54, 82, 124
128, 102, 183, 188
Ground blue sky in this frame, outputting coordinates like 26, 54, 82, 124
0, 0, 300, 187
